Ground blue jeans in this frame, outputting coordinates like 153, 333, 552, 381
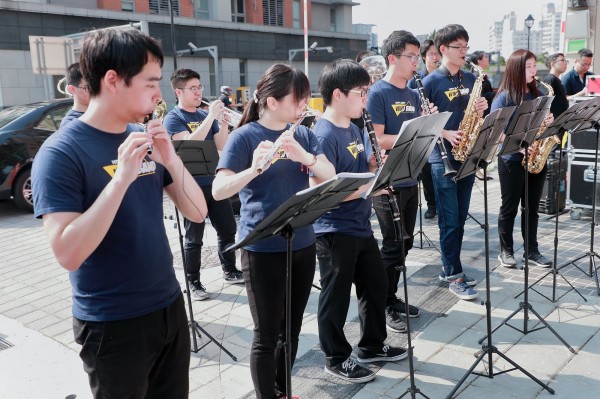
430, 162, 475, 278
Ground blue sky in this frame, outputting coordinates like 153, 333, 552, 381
352, 0, 564, 52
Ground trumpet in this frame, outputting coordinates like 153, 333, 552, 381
256, 109, 318, 174
202, 99, 243, 128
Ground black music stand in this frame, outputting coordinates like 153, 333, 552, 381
477, 98, 575, 354
226, 172, 374, 399
368, 111, 450, 399
446, 107, 556, 398
413, 175, 439, 252
171, 140, 237, 360
554, 97, 600, 294
520, 97, 600, 302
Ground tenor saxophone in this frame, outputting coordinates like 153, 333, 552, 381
452, 62, 485, 162
523, 77, 560, 174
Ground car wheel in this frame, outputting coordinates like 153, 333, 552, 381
14, 169, 34, 213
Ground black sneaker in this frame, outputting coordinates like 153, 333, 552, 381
523, 252, 552, 268
392, 298, 420, 318
424, 208, 436, 219
324, 358, 375, 383
498, 251, 517, 268
385, 307, 407, 333
189, 280, 209, 301
356, 345, 408, 363
223, 269, 244, 284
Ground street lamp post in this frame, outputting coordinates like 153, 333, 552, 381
525, 14, 535, 51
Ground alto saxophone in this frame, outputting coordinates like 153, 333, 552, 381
452, 62, 485, 162
523, 77, 560, 174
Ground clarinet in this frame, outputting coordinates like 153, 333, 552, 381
362, 110, 383, 170
412, 72, 456, 177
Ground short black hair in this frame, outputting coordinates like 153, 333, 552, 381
434, 24, 469, 51
355, 50, 376, 63
79, 28, 164, 97
318, 59, 370, 106
65, 63, 83, 87
546, 52, 564, 69
381, 30, 420, 67
170, 68, 201, 92
578, 48, 593, 58
420, 39, 435, 62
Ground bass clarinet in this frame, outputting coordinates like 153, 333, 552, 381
412, 72, 456, 176
362, 110, 384, 170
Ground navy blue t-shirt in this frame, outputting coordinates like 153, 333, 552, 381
561, 68, 594, 96
59, 109, 84, 128
422, 68, 477, 164
164, 106, 220, 186
366, 79, 421, 187
406, 69, 428, 90
311, 118, 373, 238
217, 121, 323, 252
491, 91, 537, 162
32, 119, 179, 322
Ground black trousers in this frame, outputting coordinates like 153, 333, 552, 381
421, 163, 436, 209
241, 245, 316, 399
372, 185, 418, 306
316, 233, 388, 367
184, 184, 237, 281
497, 157, 547, 255
73, 295, 190, 399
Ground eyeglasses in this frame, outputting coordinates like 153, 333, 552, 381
555, 59, 568, 63
395, 54, 421, 63
179, 85, 204, 92
579, 62, 592, 67
447, 45, 470, 51
75, 85, 88, 91
426, 52, 441, 58
348, 88, 369, 98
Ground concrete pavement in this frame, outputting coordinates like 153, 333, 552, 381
1, 170, 600, 399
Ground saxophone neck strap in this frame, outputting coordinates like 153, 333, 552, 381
437, 64, 462, 84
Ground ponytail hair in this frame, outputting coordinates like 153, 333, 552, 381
237, 63, 310, 127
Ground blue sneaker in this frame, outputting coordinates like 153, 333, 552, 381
449, 279, 478, 300
439, 272, 477, 287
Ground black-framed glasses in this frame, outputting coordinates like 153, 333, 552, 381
179, 85, 204, 92
447, 45, 470, 51
349, 88, 369, 98
76, 85, 88, 91
394, 54, 420, 63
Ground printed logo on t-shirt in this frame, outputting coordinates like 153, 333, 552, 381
102, 159, 157, 177
187, 122, 200, 131
391, 101, 416, 116
270, 147, 289, 165
347, 139, 365, 159
444, 86, 470, 101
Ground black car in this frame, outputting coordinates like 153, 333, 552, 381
0, 99, 73, 212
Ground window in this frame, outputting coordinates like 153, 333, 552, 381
149, 0, 178, 16
330, 8, 337, 32
292, 0, 301, 29
36, 106, 71, 131
263, 0, 283, 26
195, 0, 209, 19
122, 0, 134, 12
239, 59, 247, 87
231, 0, 245, 23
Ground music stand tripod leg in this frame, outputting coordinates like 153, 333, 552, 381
449, 168, 554, 398
174, 208, 237, 361
387, 190, 430, 399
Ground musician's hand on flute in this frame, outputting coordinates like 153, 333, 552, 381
145, 120, 177, 166
278, 130, 309, 164
252, 141, 276, 174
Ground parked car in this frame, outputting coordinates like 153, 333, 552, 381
0, 99, 73, 212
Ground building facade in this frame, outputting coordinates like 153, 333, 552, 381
0, 0, 368, 108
